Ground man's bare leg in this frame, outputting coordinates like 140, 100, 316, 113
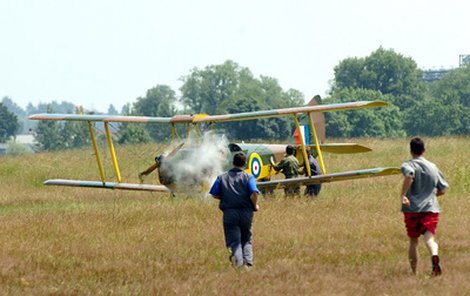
424, 231, 438, 255
408, 237, 419, 274
424, 231, 441, 276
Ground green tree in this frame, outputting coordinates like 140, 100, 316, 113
26, 101, 76, 134
34, 105, 92, 151
117, 102, 152, 144
180, 60, 303, 140
403, 97, 469, 136
221, 96, 264, 140
325, 88, 404, 137
323, 111, 352, 138
332, 47, 425, 110
402, 64, 470, 136
2, 97, 25, 116
133, 85, 177, 141
0, 102, 20, 142
28, 101, 75, 114
180, 60, 246, 115
60, 120, 91, 148
107, 104, 119, 115
117, 124, 151, 144
120, 103, 132, 116
332, 57, 365, 90
2, 96, 28, 133
34, 106, 64, 151
429, 64, 470, 107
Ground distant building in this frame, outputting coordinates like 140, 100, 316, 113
422, 69, 450, 82
0, 134, 37, 156
422, 54, 469, 82
15, 134, 37, 146
459, 55, 470, 67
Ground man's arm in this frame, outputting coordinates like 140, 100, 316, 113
270, 156, 284, 171
209, 177, 221, 199
436, 189, 446, 196
401, 175, 413, 207
269, 156, 278, 170
250, 192, 259, 211
436, 170, 448, 196
248, 176, 260, 211
298, 163, 306, 175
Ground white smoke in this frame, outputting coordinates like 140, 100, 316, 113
168, 131, 229, 197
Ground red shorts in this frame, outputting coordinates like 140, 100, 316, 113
404, 212, 439, 238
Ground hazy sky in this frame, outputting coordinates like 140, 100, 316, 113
1, 0, 469, 112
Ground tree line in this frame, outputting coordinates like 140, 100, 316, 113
326, 47, 470, 137
2, 48, 470, 152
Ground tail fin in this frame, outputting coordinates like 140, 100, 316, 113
306, 95, 326, 143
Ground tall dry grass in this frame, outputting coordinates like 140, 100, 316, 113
1, 137, 469, 295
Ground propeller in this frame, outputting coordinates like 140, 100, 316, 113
166, 142, 185, 159
139, 142, 185, 184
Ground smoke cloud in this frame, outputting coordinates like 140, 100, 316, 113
163, 131, 229, 197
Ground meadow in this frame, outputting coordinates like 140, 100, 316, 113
1, 137, 470, 295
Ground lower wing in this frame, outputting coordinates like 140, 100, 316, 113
257, 167, 401, 190
44, 179, 170, 192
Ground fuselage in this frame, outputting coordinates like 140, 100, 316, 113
156, 142, 301, 188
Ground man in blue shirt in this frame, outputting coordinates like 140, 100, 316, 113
210, 152, 260, 268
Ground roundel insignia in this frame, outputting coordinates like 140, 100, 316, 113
249, 153, 263, 179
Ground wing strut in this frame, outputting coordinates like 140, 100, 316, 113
88, 121, 106, 183
308, 112, 327, 174
194, 123, 202, 139
104, 122, 122, 183
293, 114, 312, 177
171, 124, 178, 142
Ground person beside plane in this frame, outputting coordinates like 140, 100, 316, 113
210, 152, 260, 268
301, 148, 322, 197
270, 145, 300, 197
400, 137, 448, 276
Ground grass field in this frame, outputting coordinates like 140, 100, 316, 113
1, 137, 470, 295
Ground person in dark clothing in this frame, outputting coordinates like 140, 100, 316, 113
302, 148, 322, 197
210, 152, 260, 268
270, 145, 300, 197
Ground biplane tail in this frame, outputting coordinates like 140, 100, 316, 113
306, 95, 326, 143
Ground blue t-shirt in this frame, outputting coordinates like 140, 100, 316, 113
210, 168, 260, 210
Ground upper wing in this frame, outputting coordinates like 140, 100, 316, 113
28, 114, 205, 124
256, 167, 401, 191
29, 113, 172, 123
194, 101, 387, 123
29, 101, 386, 124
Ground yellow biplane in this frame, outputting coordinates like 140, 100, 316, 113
29, 98, 400, 194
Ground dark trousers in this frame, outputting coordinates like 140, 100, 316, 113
305, 184, 321, 196
223, 208, 254, 267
